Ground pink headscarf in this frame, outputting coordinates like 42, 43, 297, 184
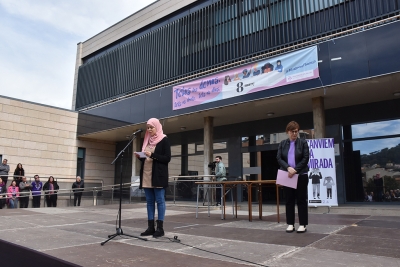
142, 118, 166, 151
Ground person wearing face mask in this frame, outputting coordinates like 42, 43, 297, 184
277, 121, 310, 233
135, 118, 171, 238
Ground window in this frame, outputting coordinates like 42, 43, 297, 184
77, 148, 86, 179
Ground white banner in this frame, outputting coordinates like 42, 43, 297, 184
307, 138, 338, 207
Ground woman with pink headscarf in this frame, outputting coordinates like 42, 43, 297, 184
135, 118, 171, 238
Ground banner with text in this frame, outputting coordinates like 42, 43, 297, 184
307, 138, 338, 207
173, 46, 319, 110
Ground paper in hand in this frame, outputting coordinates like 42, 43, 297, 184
134, 152, 147, 158
276, 169, 298, 189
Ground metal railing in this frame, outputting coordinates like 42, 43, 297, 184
0, 180, 139, 208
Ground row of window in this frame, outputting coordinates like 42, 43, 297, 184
76, 0, 400, 109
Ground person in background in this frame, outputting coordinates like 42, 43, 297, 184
275, 60, 283, 72
0, 159, 10, 186
7, 180, 19, 208
43, 176, 59, 207
72, 176, 84, 206
0, 177, 6, 209
214, 155, 227, 206
277, 121, 310, 233
19, 176, 31, 208
31, 175, 43, 208
13, 163, 25, 187
135, 118, 171, 238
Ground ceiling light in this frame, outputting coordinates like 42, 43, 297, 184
266, 112, 275, 117
393, 92, 400, 97
180, 126, 186, 130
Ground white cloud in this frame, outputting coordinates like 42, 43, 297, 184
0, 0, 155, 109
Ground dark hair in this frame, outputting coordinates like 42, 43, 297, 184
14, 163, 23, 171
286, 121, 300, 132
48, 176, 54, 182
34, 175, 39, 178
224, 75, 231, 85
215, 156, 222, 160
277, 60, 281, 64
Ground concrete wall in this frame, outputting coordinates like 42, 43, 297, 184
0, 96, 115, 186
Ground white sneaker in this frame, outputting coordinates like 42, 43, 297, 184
286, 225, 295, 233
297, 225, 307, 233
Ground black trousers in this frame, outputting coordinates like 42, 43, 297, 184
284, 173, 309, 226
32, 195, 41, 208
46, 195, 57, 207
74, 194, 82, 206
19, 196, 29, 208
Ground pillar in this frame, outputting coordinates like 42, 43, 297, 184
203, 117, 214, 181
312, 96, 326, 138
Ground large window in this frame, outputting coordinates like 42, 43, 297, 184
344, 119, 400, 203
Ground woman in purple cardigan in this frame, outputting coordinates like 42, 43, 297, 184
277, 121, 310, 233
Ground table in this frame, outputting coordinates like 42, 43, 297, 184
195, 181, 234, 220
195, 180, 280, 222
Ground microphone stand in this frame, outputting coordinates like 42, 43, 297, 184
101, 133, 147, 245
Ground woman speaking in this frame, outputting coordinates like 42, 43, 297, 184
136, 118, 171, 238
277, 121, 310, 233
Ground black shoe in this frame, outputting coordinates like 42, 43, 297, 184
153, 220, 164, 238
141, 220, 155, 236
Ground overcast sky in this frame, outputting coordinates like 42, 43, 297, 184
0, 0, 155, 110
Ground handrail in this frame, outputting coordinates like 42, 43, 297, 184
169, 175, 242, 204
0, 175, 104, 188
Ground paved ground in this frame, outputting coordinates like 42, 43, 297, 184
0, 202, 399, 266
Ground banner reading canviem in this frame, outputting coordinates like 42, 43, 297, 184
307, 138, 338, 207
172, 46, 319, 110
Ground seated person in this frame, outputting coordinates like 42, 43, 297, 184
384, 191, 391, 202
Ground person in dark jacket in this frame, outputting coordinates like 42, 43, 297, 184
72, 176, 84, 206
19, 176, 31, 208
135, 118, 171, 238
0, 159, 10, 186
0, 177, 6, 209
13, 163, 25, 187
277, 121, 310, 233
43, 176, 59, 207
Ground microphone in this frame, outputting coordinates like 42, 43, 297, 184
132, 129, 143, 136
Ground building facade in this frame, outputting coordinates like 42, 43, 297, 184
73, 0, 400, 204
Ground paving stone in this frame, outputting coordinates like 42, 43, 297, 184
336, 225, 400, 240
270, 247, 400, 267
311, 234, 400, 258
46, 242, 251, 267
355, 219, 400, 229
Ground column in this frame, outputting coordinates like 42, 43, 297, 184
203, 117, 214, 181
132, 134, 142, 176
312, 96, 326, 138
181, 144, 188, 175
228, 136, 243, 202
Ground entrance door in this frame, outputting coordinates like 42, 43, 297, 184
261, 150, 280, 203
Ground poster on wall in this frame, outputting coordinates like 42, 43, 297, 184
173, 46, 319, 110
307, 138, 338, 207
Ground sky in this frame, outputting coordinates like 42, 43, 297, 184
352, 119, 400, 155
0, 0, 156, 109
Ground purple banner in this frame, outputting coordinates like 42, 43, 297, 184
173, 46, 319, 110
